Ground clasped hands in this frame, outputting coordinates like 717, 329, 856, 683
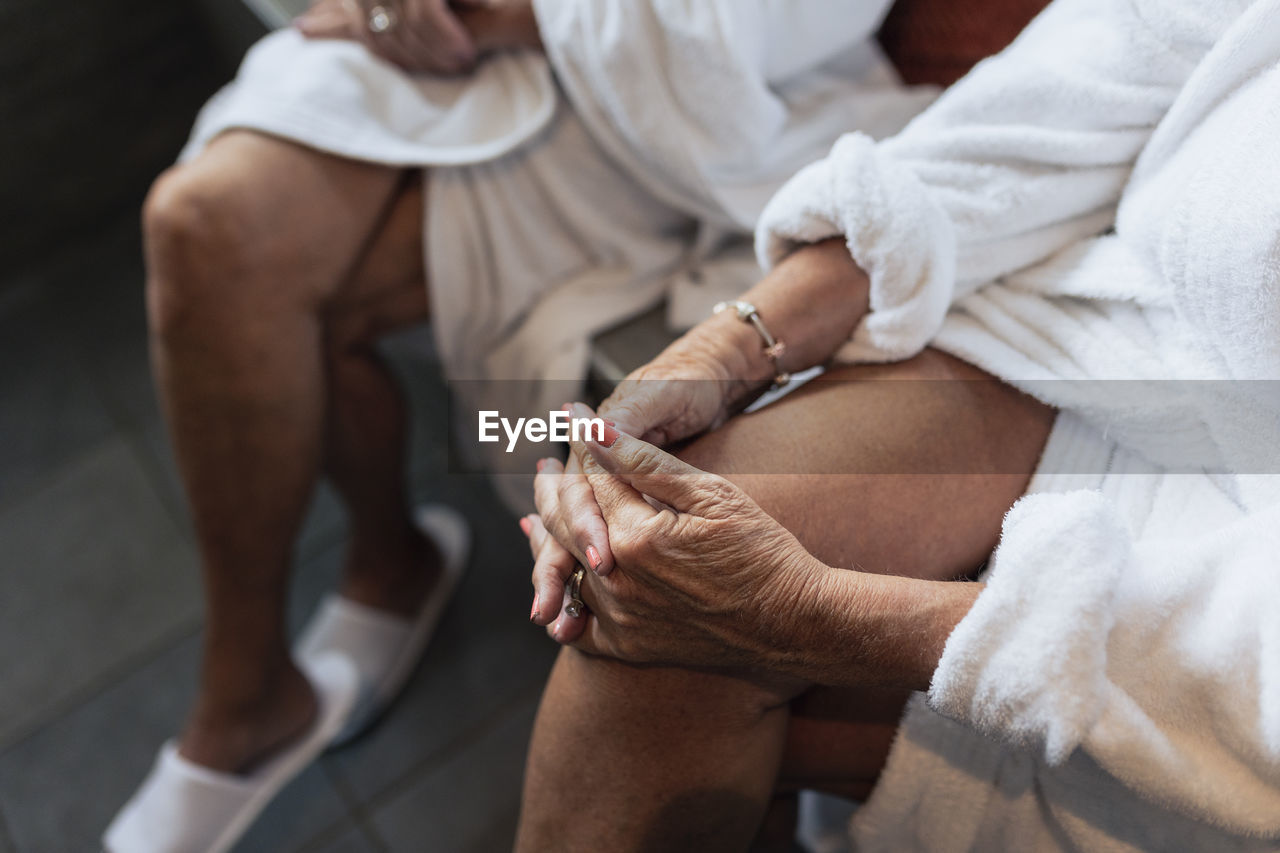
522, 322, 838, 677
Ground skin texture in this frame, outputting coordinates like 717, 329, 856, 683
516, 242, 1056, 850
518, 356, 1054, 851
142, 1, 545, 775
531, 239, 874, 639
144, 131, 438, 771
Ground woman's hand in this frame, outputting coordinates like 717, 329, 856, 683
526, 412, 980, 691
296, 0, 540, 75
538, 311, 773, 567
525, 322, 772, 637
532, 239, 873, 634
529, 408, 833, 671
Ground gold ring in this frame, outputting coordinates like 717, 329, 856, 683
565, 567, 586, 618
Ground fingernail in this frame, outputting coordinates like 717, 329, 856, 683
536, 458, 548, 473
530, 595, 539, 622
598, 422, 620, 448
603, 419, 616, 427
561, 404, 573, 414
586, 545, 602, 571
519, 516, 532, 537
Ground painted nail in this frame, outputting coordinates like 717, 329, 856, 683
586, 545, 603, 571
598, 422, 620, 448
530, 595, 539, 622
535, 458, 546, 473
519, 516, 532, 537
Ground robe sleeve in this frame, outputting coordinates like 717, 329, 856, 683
929, 487, 1280, 836
755, 0, 1238, 362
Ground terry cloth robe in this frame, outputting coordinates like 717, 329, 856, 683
181, 1, 936, 508
758, 0, 1280, 849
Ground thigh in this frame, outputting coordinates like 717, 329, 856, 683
152, 130, 409, 305
777, 686, 913, 802
679, 348, 1056, 579
323, 172, 431, 347
676, 349, 1055, 797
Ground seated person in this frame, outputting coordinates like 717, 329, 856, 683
106, 1, 951, 850
522, 0, 1280, 849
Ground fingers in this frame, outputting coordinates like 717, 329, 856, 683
566, 403, 659, 531
295, 0, 360, 39
598, 381, 664, 441
302, 0, 476, 74
548, 577, 589, 644
414, 0, 478, 71
362, 3, 422, 71
523, 515, 578, 629
580, 413, 735, 518
567, 612, 606, 658
534, 440, 616, 576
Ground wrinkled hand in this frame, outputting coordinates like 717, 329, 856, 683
295, 0, 480, 74
527, 322, 764, 636
527, 408, 830, 672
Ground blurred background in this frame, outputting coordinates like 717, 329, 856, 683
0, 2, 554, 850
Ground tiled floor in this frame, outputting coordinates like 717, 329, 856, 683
0, 219, 556, 852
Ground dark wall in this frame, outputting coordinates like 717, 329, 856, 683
0, 0, 257, 281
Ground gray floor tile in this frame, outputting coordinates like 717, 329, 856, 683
319, 489, 555, 802
0, 638, 199, 853
0, 439, 201, 749
233, 763, 351, 853
299, 822, 381, 853
0, 281, 117, 508
287, 537, 345, 639
49, 239, 364, 563
369, 695, 539, 853
297, 483, 350, 563
322, 612, 555, 805
0, 635, 354, 853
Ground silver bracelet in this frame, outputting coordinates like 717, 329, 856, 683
712, 299, 790, 388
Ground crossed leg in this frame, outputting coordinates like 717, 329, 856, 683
517, 350, 1056, 851
142, 130, 434, 771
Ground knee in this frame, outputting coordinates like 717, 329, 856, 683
559, 646, 794, 724
141, 166, 272, 339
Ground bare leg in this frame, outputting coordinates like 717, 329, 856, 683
517, 350, 1055, 851
320, 174, 440, 614
143, 131, 431, 771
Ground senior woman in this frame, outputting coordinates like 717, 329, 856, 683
520, 0, 1280, 850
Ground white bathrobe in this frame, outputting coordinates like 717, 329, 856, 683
182, 1, 936, 507
759, 0, 1280, 848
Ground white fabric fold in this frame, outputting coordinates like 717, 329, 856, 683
182, 28, 556, 166
531, 0, 937, 229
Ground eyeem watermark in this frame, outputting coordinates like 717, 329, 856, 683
478, 410, 606, 453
